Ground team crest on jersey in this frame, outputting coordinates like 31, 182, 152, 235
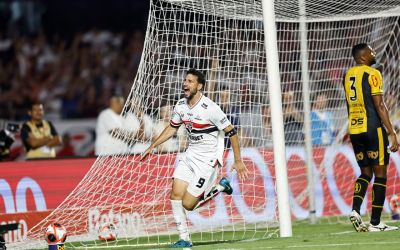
185, 122, 193, 132
371, 75, 378, 87
367, 151, 378, 159
201, 103, 208, 109
354, 182, 361, 194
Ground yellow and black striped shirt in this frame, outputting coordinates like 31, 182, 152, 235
343, 65, 383, 134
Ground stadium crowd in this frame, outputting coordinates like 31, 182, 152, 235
0, 29, 144, 121
0, 26, 342, 159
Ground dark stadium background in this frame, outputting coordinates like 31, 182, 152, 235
40, 0, 149, 38
0, 1, 149, 37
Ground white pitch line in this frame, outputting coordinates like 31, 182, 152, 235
285, 241, 400, 249
329, 230, 354, 235
213, 240, 400, 249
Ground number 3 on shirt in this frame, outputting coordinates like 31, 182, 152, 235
349, 76, 357, 101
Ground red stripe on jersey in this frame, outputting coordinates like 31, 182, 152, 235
170, 120, 182, 126
192, 122, 212, 128
182, 120, 212, 129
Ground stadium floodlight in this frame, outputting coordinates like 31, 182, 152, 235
11, 0, 400, 249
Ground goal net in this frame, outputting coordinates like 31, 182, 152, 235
11, 0, 400, 248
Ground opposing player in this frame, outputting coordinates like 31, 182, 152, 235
344, 43, 399, 232
141, 68, 248, 247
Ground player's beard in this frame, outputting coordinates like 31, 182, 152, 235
185, 88, 197, 101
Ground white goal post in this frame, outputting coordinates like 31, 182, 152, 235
10, 0, 400, 249
261, 0, 292, 237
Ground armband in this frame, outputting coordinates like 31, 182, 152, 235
225, 128, 237, 137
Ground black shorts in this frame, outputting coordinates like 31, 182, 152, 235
350, 127, 389, 168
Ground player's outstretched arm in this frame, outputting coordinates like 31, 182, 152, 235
140, 125, 178, 161
224, 125, 249, 181
372, 94, 399, 152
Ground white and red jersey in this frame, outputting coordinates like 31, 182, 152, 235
170, 94, 231, 165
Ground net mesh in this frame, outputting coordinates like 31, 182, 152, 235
10, 0, 400, 248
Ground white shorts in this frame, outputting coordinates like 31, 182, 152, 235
173, 153, 219, 198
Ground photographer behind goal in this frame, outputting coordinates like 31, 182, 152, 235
20, 103, 62, 160
0, 122, 19, 161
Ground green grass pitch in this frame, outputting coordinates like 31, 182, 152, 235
63, 217, 400, 250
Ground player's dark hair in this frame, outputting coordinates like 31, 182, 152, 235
28, 102, 43, 111
352, 43, 368, 59
187, 68, 206, 87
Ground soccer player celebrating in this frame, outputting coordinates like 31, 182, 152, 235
344, 44, 399, 232
141, 68, 249, 247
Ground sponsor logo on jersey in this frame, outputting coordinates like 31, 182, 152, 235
194, 115, 202, 121
356, 152, 364, 160
351, 118, 364, 126
178, 100, 185, 105
220, 117, 227, 124
201, 103, 208, 109
367, 151, 379, 159
189, 134, 204, 141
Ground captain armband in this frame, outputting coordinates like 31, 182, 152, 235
225, 128, 238, 137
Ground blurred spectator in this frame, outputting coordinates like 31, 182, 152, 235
152, 104, 186, 153
0, 32, 13, 64
20, 102, 62, 159
0, 121, 19, 161
260, 104, 273, 146
218, 87, 242, 148
238, 105, 261, 148
385, 90, 400, 141
282, 90, 304, 145
310, 93, 334, 146
95, 96, 149, 156
57, 132, 75, 157
123, 98, 153, 155
82, 28, 112, 52
205, 58, 218, 101
95, 96, 127, 156
244, 104, 273, 148
207, 58, 245, 147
